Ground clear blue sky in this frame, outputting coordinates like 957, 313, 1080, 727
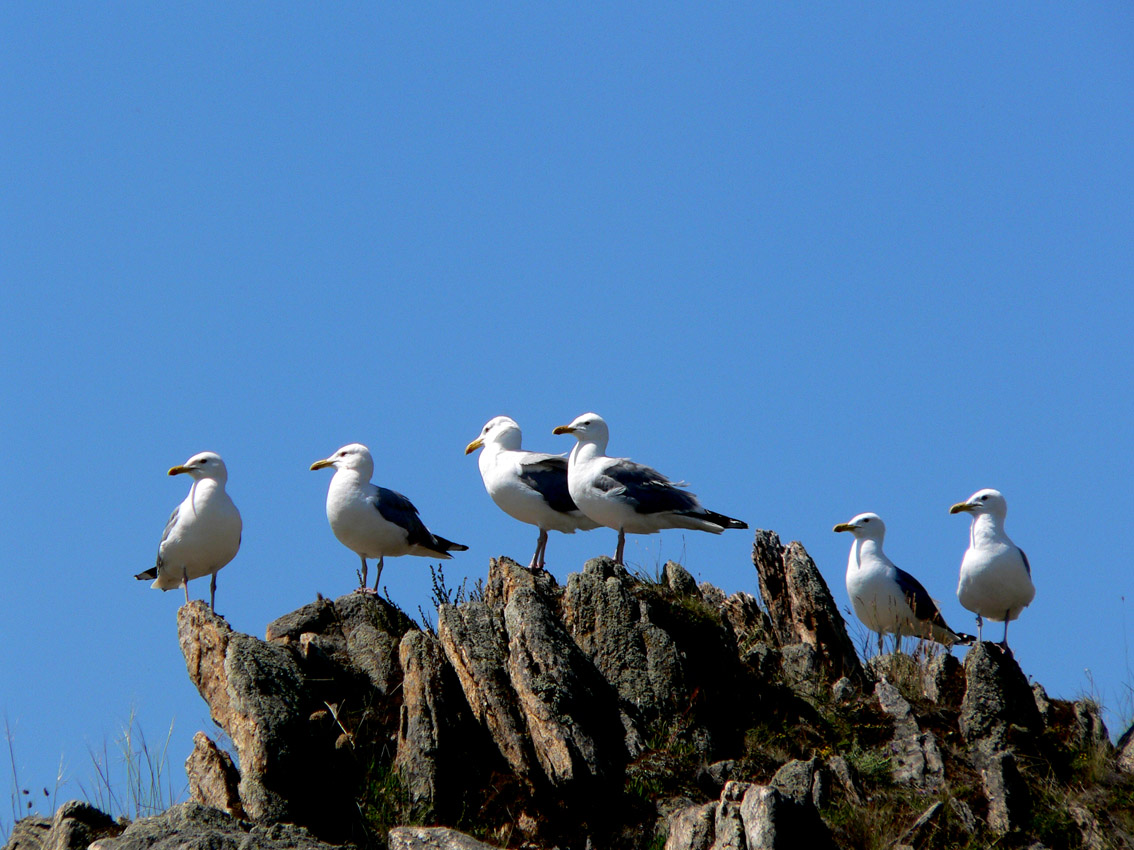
3, 3, 1132, 822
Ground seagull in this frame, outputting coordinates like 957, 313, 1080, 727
465, 416, 598, 570
135, 451, 242, 611
833, 512, 973, 653
950, 488, 1035, 648
310, 443, 468, 592
552, 412, 747, 565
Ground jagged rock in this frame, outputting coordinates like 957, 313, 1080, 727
265, 596, 338, 643
948, 797, 977, 833
1117, 722, 1134, 774
959, 643, 1042, 750
899, 801, 943, 846
1069, 803, 1109, 850
1073, 699, 1111, 755
751, 531, 864, 685
663, 803, 714, 850
779, 643, 820, 696
1033, 682, 1052, 725
4, 801, 121, 850
185, 731, 244, 819
875, 680, 944, 788
387, 826, 504, 849
923, 652, 965, 707
503, 573, 627, 793
88, 802, 337, 850
830, 676, 856, 702
178, 601, 359, 838
825, 756, 864, 806
770, 757, 828, 809
665, 561, 700, 596
978, 747, 1031, 835
697, 760, 736, 796
712, 781, 751, 850
562, 557, 686, 722
738, 784, 835, 850
395, 630, 479, 817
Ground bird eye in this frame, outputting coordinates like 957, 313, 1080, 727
862, 518, 870, 523
980, 494, 989, 501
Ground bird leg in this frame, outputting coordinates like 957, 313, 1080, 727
975, 614, 983, 643
357, 555, 369, 590
210, 573, 217, 612
372, 556, 384, 592
876, 633, 884, 655
182, 567, 190, 605
615, 529, 626, 565
1000, 610, 1012, 652
531, 529, 549, 571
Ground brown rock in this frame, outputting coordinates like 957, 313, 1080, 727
185, 732, 244, 819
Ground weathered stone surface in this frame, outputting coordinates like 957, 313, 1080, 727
185, 732, 244, 819
504, 579, 627, 793
562, 557, 686, 721
5, 801, 121, 850
395, 630, 478, 817
387, 826, 504, 850
751, 531, 864, 685
978, 746, 1031, 835
876, 680, 944, 788
88, 802, 337, 850
899, 801, 943, 846
825, 756, 864, 806
264, 596, 338, 644
770, 757, 828, 809
923, 651, 965, 707
960, 643, 1042, 750
437, 600, 537, 781
738, 784, 835, 850
663, 803, 714, 850
712, 781, 751, 850
1117, 722, 1134, 774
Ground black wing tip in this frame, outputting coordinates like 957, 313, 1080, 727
135, 568, 158, 581
448, 543, 470, 552
955, 632, 977, 645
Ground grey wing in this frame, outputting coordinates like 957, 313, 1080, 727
893, 567, 951, 630
517, 453, 579, 515
595, 459, 701, 515
370, 487, 438, 550
1018, 547, 1031, 577
160, 505, 180, 546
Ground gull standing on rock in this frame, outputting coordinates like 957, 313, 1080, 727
311, 443, 468, 592
833, 512, 973, 652
552, 412, 747, 565
135, 451, 242, 611
950, 488, 1035, 649
465, 416, 598, 570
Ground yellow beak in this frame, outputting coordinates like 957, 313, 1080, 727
168, 465, 190, 476
464, 438, 484, 455
552, 425, 575, 435
310, 458, 334, 471
832, 523, 855, 533
949, 502, 974, 514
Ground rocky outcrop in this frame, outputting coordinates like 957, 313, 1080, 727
7, 531, 1133, 850
751, 531, 864, 686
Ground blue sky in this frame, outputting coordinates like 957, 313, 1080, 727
2, 3, 1132, 821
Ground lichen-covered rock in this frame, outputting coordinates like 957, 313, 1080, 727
751, 531, 864, 686
4, 801, 121, 850
959, 643, 1042, 750
738, 784, 835, 850
387, 826, 504, 849
876, 680, 944, 789
663, 803, 714, 850
88, 802, 337, 850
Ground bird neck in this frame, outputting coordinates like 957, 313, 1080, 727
852, 537, 884, 566
570, 440, 604, 466
970, 513, 1007, 547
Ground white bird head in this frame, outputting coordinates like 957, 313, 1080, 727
949, 488, 1007, 518
465, 416, 522, 455
552, 412, 609, 449
310, 443, 374, 478
169, 451, 228, 483
833, 512, 886, 541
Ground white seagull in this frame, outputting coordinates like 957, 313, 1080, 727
950, 488, 1035, 648
833, 512, 973, 652
311, 443, 468, 591
552, 412, 747, 565
465, 416, 598, 570
135, 451, 242, 611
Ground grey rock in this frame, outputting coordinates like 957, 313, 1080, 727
185, 732, 244, 819
922, 652, 965, 707
751, 531, 864, 685
4, 802, 121, 850
264, 597, 338, 644
978, 746, 1031, 835
395, 629, 477, 817
664, 561, 700, 596
387, 826, 504, 850
825, 756, 863, 806
779, 643, 820, 696
1073, 699, 1111, 755
437, 600, 536, 780
770, 757, 827, 809
664, 803, 714, 850
88, 802, 337, 850
698, 760, 735, 796
711, 781, 751, 850
738, 784, 835, 850
960, 642, 1042, 751
948, 797, 977, 834
875, 680, 944, 789
830, 676, 855, 702
1117, 722, 1134, 774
